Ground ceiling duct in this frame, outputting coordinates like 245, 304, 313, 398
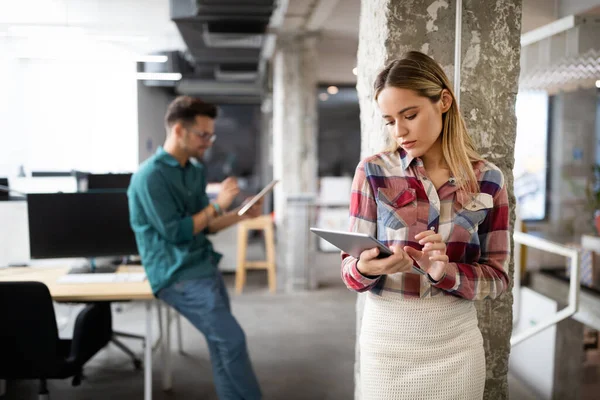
202, 22, 264, 48
214, 63, 259, 81
170, 0, 274, 63
168, 0, 278, 99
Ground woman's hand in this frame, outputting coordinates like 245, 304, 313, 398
404, 230, 448, 281
356, 245, 414, 277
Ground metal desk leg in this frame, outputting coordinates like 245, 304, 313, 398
176, 312, 183, 353
144, 301, 153, 400
162, 305, 173, 391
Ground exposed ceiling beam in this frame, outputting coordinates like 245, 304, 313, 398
260, 0, 289, 62
305, 0, 341, 31
520, 14, 581, 46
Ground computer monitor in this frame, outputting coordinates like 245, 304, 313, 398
0, 178, 8, 200
86, 173, 132, 190
27, 192, 138, 260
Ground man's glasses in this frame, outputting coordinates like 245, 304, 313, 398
188, 129, 216, 143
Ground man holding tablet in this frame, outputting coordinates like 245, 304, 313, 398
128, 96, 263, 400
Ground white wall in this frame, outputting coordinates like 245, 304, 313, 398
0, 0, 186, 177
0, 0, 184, 55
0, 201, 30, 267
0, 36, 139, 177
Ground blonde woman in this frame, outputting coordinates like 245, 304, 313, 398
341, 51, 510, 399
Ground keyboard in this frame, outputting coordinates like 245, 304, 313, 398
57, 272, 147, 284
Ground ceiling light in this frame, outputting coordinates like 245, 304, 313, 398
319, 93, 329, 101
352, 67, 357, 76
596, 80, 600, 88
136, 72, 182, 81
327, 86, 339, 95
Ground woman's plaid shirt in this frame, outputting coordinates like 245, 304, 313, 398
341, 149, 510, 300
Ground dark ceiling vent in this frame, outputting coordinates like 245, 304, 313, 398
203, 23, 264, 49
168, 0, 276, 96
215, 63, 259, 81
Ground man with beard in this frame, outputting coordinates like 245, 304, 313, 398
128, 96, 262, 400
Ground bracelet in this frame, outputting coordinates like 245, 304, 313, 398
211, 202, 224, 216
428, 272, 446, 284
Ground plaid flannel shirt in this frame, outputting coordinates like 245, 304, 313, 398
341, 149, 510, 300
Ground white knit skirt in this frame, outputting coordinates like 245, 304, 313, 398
359, 292, 485, 400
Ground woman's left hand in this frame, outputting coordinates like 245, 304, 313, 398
404, 230, 448, 281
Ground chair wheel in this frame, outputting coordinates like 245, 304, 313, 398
134, 359, 142, 370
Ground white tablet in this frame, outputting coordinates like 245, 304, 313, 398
237, 179, 279, 216
310, 228, 425, 275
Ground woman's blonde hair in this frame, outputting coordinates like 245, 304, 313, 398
374, 51, 482, 194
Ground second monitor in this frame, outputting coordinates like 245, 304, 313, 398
86, 173, 132, 191
27, 192, 138, 271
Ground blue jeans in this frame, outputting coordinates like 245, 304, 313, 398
157, 273, 262, 400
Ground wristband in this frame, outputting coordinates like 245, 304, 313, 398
212, 202, 223, 216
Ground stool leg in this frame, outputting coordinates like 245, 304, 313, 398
176, 312, 183, 354
264, 223, 276, 293
236, 225, 248, 294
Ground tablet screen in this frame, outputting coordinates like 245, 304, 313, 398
237, 179, 279, 216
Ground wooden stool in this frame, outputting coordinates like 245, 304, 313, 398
236, 215, 276, 293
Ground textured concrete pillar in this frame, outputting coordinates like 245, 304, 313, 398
272, 34, 318, 291
355, 1, 522, 399
259, 94, 275, 214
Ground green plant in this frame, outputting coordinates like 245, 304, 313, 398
565, 164, 600, 234
565, 164, 600, 211
583, 164, 600, 214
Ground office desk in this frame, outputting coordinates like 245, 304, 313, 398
0, 265, 161, 400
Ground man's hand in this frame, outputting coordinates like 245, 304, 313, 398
215, 177, 240, 210
356, 245, 414, 277
239, 197, 264, 219
404, 230, 448, 281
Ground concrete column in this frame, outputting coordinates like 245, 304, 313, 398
259, 94, 274, 215
355, 1, 522, 399
272, 34, 319, 291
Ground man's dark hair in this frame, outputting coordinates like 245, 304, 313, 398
164, 96, 218, 130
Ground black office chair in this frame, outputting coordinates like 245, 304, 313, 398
0, 282, 112, 399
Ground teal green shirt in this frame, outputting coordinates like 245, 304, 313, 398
127, 147, 222, 294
